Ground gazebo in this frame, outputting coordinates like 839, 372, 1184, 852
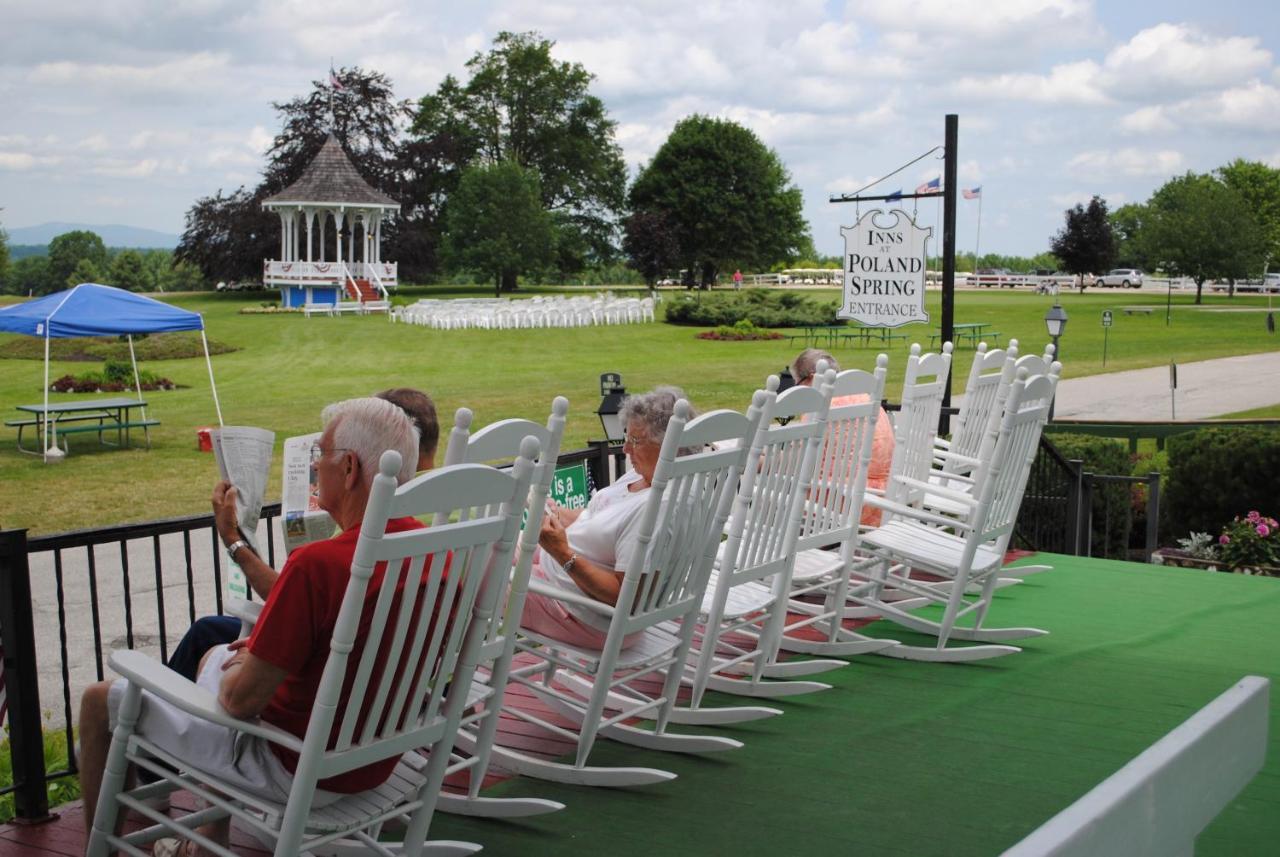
261, 134, 399, 312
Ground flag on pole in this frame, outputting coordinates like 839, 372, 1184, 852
886, 189, 903, 201
915, 177, 941, 195
329, 67, 346, 91
963, 186, 982, 199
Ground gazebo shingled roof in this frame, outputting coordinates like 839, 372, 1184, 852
262, 133, 398, 208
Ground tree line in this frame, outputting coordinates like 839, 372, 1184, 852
0, 229, 205, 296
1051, 159, 1279, 303
174, 31, 808, 294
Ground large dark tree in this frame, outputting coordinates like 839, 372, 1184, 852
178, 67, 442, 283
1050, 196, 1115, 292
622, 210, 680, 288
1143, 172, 1264, 304
1109, 203, 1149, 271
442, 161, 555, 294
412, 31, 627, 272
629, 115, 807, 288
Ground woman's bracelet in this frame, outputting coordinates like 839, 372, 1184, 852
562, 553, 580, 575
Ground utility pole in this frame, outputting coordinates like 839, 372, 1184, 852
940, 114, 958, 434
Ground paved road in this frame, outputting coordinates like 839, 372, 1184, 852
1053, 350, 1280, 420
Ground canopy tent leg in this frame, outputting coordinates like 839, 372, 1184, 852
128, 335, 152, 449
202, 330, 224, 426
42, 330, 51, 462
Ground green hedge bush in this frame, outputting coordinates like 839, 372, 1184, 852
664, 289, 839, 328
1164, 426, 1280, 540
1047, 434, 1132, 559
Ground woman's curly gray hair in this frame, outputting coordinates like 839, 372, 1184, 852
792, 348, 840, 384
619, 385, 699, 452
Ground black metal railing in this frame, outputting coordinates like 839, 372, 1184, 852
0, 440, 623, 822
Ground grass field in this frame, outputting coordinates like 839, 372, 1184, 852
2, 285, 1277, 534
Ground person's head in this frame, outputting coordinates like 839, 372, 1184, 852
315, 398, 419, 524
619, 385, 696, 484
791, 348, 840, 386
376, 387, 439, 471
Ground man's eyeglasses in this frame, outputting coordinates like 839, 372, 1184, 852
310, 443, 351, 464
622, 432, 649, 448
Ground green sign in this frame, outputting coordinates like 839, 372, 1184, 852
550, 461, 590, 510
1102, 309, 1113, 327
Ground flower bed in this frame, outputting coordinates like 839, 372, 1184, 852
696, 320, 784, 341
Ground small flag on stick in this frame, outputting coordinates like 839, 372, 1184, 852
329, 67, 346, 91
886, 189, 903, 201
915, 177, 941, 195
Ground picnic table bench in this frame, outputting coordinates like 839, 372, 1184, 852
929, 323, 1000, 349
9, 398, 158, 454
1123, 307, 1154, 315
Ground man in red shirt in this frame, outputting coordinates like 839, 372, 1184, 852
78, 396, 424, 848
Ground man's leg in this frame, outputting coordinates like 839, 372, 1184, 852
166, 615, 241, 681
78, 680, 115, 834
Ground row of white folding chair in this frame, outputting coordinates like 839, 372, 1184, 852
394, 296, 654, 330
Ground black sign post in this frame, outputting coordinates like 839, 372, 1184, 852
1101, 309, 1113, 367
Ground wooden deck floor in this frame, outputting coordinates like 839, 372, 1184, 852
4, 552, 1278, 856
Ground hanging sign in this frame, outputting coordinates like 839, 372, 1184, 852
839, 209, 931, 326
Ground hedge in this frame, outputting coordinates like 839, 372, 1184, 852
664, 289, 839, 328
1163, 426, 1280, 540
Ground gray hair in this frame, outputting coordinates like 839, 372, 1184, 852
321, 397, 420, 486
619, 385, 697, 447
792, 348, 840, 383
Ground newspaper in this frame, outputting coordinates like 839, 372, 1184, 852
211, 426, 275, 601
281, 432, 336, 554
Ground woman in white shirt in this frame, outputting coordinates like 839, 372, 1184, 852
521, 387, 690, 648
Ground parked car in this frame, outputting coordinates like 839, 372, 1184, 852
1095, 269, 1144, 288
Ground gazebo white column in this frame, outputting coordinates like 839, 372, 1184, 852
335, 209, 346, 269
304, 208, 314, 261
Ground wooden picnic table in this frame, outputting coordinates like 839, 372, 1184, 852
8, 398, 158, 455
930, 322, 1000, 349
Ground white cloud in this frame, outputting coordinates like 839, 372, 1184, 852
0, 152, 39, 170
1100, 23, 1271, 100
950, 61, 1109, 105
1067, 148, 1185, 178
29, 52, 232, 96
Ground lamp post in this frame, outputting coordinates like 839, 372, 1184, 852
1043, 301, 1068, 421
596, 373, 626, 442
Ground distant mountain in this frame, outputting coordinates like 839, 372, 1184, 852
5, 222, 180, 249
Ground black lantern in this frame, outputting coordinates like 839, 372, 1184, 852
776, 367, 797, 394
1043, 302, 1068, 420
596, 373, 626, 441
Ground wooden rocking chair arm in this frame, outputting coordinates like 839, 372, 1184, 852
108, 649, 305, 753
932, 448, 982, 469
526, 579, 618, 617
894, 475, 978, 505
863, 494, 974, 531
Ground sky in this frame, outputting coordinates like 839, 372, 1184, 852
2, 0, 1280, 259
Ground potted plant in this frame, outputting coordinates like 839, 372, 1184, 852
1156, 512, 1280, 577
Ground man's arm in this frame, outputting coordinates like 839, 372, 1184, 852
213, 481, 279, 597
217, 642, 287, 720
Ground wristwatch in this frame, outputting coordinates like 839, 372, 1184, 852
226, 539, 251, 562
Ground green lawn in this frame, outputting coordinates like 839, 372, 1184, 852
2, 286, 1277, 534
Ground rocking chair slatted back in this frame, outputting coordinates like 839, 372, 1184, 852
613, 402, 763, 634
887, 342, 954, 506
946, 342, 1018, 473
798, 357, 888, 548
968, 372, 1055, 546
321, 447, 538, 775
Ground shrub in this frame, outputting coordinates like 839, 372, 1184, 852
1047, 434, 1131, 559
1164, 427, 1280, 540
0, 728, 81, 822
48, 367, 180, 393
1217, 511, 1280, 569
1129, 448, 1169, 547
696, 319, 785, 341
664, 290, 839, 328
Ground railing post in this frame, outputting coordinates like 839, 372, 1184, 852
0, 529, 54, 823
1079, 474, 1095, 557
1065, 458, 1083, 556
1145, 471, 1161, 562
586, 440, 612, 496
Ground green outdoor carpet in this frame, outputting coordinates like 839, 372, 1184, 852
430, 554, 1280, 856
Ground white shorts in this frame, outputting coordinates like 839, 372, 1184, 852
107, 644, 338, 806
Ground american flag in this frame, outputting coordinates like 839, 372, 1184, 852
963, 186, 982, 199
885, 189, 903, 201
329, 68, 346, 91
915, 177, 941, 195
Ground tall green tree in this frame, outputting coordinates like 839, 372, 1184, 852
412, 31, 627, 272
628, 115, 807, 287
442, 161, 555, 294
1049, 196, 1115, 292
1216, 159, 1280, 268
1143, 172, 1264, 303
1109, 203, 1149, 270
4, 255, 50, 296
48, 230, 109, 294
0, 223, 9, 287
109, 249, 148, 291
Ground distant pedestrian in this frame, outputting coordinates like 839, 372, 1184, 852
733, 269, 743, 290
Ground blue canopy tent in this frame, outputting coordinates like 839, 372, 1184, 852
0, 283, 224, 461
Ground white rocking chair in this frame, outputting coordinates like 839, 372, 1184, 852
851, 370, 1056, 662
87, 444, 540, 857
482, 399, 762, 787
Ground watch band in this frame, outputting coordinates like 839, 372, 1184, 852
226, 539, 251, 562
562, 553, 579, 575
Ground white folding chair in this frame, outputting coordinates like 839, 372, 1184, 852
482, 399, 763, 786
428, 399, 570, 820
851, 370, 1057, 661
88, 445, 540, 857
